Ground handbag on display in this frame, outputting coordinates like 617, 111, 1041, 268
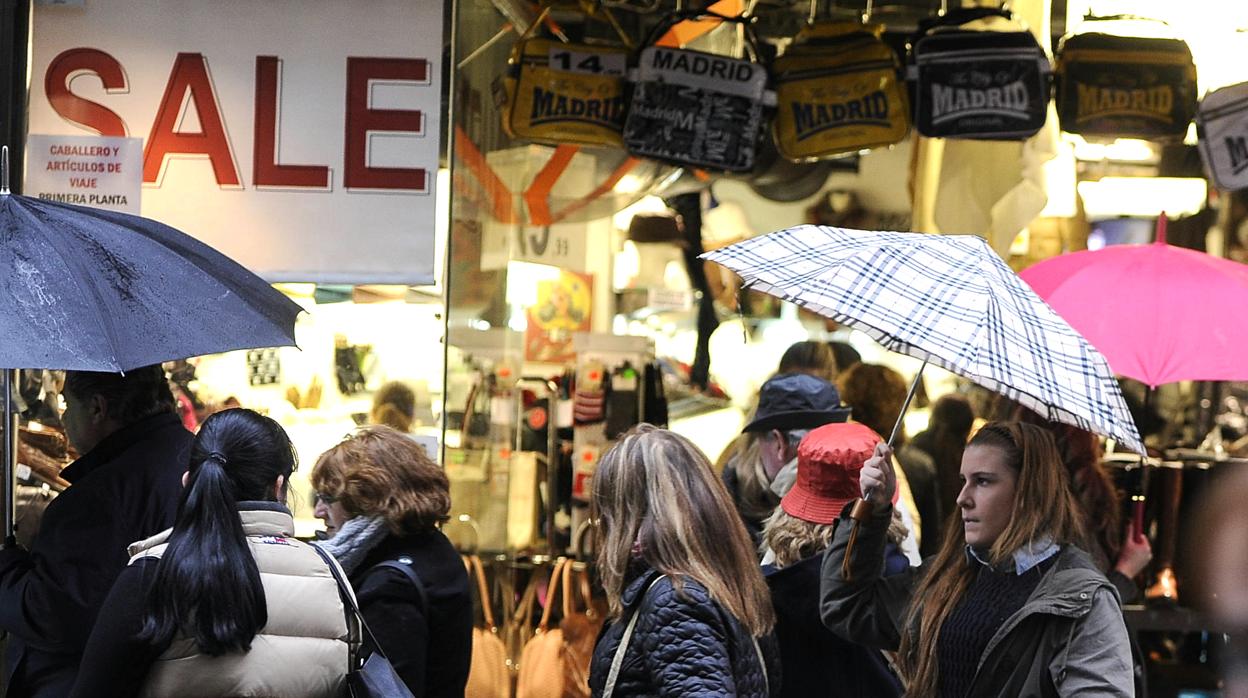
772, 19, 909, 160
500, 3, 633, 147
1197, 81, 1248, 191
907, 6, 1051, 140
516, 557, 602, 698
1055, 15, 1197, 140
623, 11, 775, 172
309, 546, 415, 698
463, 555, 510, 698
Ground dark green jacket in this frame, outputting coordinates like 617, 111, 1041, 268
819, 506, 1134, 697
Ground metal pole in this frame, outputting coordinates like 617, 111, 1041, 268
3, 369, 16, 542
887, 361, 928, 449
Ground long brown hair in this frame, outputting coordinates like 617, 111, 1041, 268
1014, 407, 1123, 564
897, 422, 1087, 696
591, 424, 775, 636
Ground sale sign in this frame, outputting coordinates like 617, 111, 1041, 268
26, 0, 441, 283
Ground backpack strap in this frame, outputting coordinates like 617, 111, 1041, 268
372, 558, 429, 616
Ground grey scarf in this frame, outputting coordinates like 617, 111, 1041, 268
312, 515, 389, 574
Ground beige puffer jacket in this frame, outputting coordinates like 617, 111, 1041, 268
127, 507, 355, 698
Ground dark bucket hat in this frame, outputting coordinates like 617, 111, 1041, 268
742, 372, 852, 434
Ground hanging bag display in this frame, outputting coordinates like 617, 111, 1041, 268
773, 11, 909, 160
501, 3, 633, 147
463, 555, 510, 698
1055, 15, 1197, 140
1198, 81, 1248, 192
624, 11, 775, 172
907, 5, 1051, 140
516, 558, 602, 698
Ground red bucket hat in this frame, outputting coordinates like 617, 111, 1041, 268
781, 422, 895, 525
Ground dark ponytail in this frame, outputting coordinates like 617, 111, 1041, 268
139, 409, 297, 656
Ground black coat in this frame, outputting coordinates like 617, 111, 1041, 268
350, 529, 473, 698
588, 568, 781, 697
763, 554, 902, 698
0, 412, 191, 698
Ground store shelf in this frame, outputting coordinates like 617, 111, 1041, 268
1122, 605, 1229, 634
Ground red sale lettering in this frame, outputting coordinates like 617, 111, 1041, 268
253, 56, 330, 189
45, 48, 129, 137
143, 53, 241, 187
344, 57, 428, 192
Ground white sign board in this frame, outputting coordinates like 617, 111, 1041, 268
27, 0, 441, 283
25, 134, 142, 214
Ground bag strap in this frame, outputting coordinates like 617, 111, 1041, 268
372, 559, 429, 617
536, 557, 568, 631
751, 635, 770, 697
641, 10, 764, 63
464, 554, 499, 630
916, 5, 1014, 36
311, 543, 393, 663
603, 574, 667, 698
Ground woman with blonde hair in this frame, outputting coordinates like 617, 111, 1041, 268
820, 421, 1133, 697
588, 424, 779, 697
312, 425, 472, 697
761, 422, 904, 697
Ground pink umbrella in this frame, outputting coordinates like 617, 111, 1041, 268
1021, 214, 1248, 388
1021, 214, 1248, 602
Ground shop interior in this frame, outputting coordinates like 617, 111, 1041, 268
9, 0, 1248, 695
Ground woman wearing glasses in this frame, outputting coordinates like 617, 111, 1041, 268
311, 425, 472, 697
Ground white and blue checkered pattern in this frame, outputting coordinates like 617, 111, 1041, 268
703, 225, 1144, 454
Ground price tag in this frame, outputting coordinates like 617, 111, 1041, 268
547, 48, 625, 77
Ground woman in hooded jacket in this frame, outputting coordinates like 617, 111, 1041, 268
820, 421, 1134, 697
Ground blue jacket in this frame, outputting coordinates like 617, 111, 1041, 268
589, 567, 781, 697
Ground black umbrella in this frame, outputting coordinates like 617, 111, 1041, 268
0, 147, 303, 537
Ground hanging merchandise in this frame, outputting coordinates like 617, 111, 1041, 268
516, 558, 601, 698
603, 363, 641, 440
907, 6, 1051, 140
1197, 81, 1248, 192
463, 555, 509, 698
623, 11, 775, 172
1055, 15, 1197, 141
500, 3, 633, 147
773, 18, 909, 160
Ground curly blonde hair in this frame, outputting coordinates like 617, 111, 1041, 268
311, 425, 450, 535
762, 507, 909, 569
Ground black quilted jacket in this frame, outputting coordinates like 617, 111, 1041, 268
588, 568, 781, 697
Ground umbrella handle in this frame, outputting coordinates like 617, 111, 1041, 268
848, 362, 926, 582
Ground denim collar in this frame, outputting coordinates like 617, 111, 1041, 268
966, 537, 1059, 575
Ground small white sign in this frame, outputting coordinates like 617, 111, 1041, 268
481, 221, 588, 272
25, 134, 142, 214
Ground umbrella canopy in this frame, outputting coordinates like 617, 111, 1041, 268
702, 224, 1144, 453
1020, 216, 1248, 388
0, 192, 302, 372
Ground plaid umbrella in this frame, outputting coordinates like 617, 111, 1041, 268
702, 224, 1144, 454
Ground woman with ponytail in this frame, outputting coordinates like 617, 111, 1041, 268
70, 409, 353, 697
820, 421, 1134, 697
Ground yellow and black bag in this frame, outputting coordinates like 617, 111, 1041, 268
773, 20, 908, 160
500, 4, 632, 148
1056, 15, 1197, 141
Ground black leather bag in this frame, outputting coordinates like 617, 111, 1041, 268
311, 545, 415, 698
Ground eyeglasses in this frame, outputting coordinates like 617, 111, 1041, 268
313, 492, 338, 505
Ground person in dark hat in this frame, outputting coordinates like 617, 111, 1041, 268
722, 372, 851, 547
761, 422, 907, 697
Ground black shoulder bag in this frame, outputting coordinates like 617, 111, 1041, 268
312, 545, 416, 698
